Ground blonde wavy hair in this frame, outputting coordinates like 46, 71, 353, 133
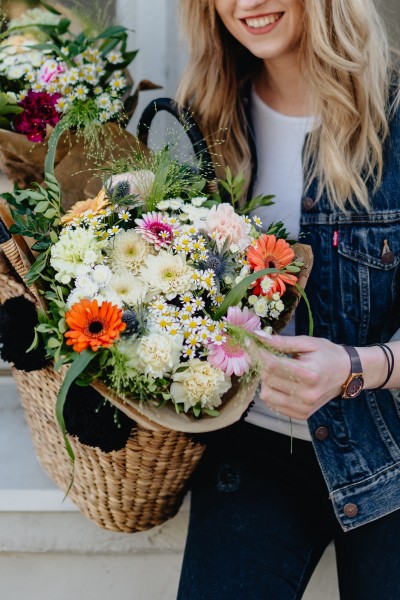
177, 0, 399, 211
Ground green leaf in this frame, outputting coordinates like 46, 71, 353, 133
203, 409, 220, 417
56, 350, 96, 464
295, 284, 314, 336
39, 0, 62, 14
94, 25, 128, 39
28, 43, 69, 62
34, 201, 49, 214
31, 240, 51, 252
44, 208, 57, 219
26, 330, 39, 353
212, 267, 281, 320
239, 194, 275, 215
47, 337, 61, 349
44, 119, 69, 177
285, 265, 301, 273
50, 230, 59, 244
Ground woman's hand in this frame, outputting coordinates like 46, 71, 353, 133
257, 335, 351, 420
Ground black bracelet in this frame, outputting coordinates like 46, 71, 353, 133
369, 343, 395, 389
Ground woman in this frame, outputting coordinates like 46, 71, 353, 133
176, 1, 400, 599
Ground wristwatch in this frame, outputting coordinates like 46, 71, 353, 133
341, 345, 364, 399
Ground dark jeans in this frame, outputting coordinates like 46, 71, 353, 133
177, 422, 400, 600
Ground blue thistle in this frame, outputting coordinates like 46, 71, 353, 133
107, 179, 131, 202
122, 310, 140, 337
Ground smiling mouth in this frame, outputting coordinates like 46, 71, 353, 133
244, 12, 284, 29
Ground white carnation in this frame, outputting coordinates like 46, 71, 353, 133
171, 359, 231, 413
50, 227, 102, 283
127, 333, 182, 378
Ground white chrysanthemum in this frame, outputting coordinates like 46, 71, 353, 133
180, 205, 209, 222
171, 359, 231, 412
260, 276, 274, 295
191, 196, 207, 207
141, 251, 195, 300
50, 228, 102, 284
253, 298, 269, 317
126, 332, 182, 378
107, 271, 148, 307
108, 230, 153, 275
92, 264, 112, 286
66, 288, 88, 308
75, 275, 98, 297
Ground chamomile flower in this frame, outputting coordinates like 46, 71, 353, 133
106, 50, 123, 64
74, 85, 89, 100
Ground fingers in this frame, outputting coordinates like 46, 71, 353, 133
256, 333, 317, 355
259, 382, 319, 420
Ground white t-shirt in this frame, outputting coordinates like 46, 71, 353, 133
245, 88, 315, 441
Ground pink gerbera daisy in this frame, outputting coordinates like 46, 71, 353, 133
135, 212, 177, 249
225, 306, 261, 332
207, 338, 252, 377
207, 306, 261, 377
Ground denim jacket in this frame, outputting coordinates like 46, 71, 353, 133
245, 89, 400, 531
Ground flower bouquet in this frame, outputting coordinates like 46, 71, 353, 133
0, 1, 150, 193
0, 146, 313, 531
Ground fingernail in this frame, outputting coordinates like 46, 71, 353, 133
257, 330, 273, 339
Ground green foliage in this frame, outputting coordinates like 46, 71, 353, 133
0, 92, 23, 130
5, 173, 63, 284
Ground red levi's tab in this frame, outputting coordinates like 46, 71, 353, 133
332, 230, 339, 248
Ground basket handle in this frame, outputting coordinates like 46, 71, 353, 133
137, 97, 218, 193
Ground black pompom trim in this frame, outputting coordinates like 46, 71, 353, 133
0, 296, 47, 371
63, 382, 135, 452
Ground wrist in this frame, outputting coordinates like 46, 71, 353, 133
356, 346, 387, 389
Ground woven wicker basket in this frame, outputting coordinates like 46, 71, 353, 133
0, 254, 205, 533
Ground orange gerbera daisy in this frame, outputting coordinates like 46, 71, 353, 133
64, 299, 126, 353
61, 189, 110, 225
246, 234, 297, 298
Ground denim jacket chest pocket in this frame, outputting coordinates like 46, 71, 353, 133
336, 214, 400, 344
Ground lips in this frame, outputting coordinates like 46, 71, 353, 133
241, 12, 284, 33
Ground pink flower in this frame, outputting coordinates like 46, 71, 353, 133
14, 91, 61, 142
225, 306, 261, 332
37, 59, 66, 84
203, 203, 251, 252
207, 338, 251, 377
135, 212, 177, 249
207, 307, 261, 377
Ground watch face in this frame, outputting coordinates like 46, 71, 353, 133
346, 376, 364, 398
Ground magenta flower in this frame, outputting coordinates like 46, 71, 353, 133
207, 307, 262, 377
135, 212, 177, 249
14, 91, 61, 142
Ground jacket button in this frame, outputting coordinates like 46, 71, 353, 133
315, 426, 329, 441
303, 197, 315, 211
343, 503, 359, 518
382, 251, 395, 264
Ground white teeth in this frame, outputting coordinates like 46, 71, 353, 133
245, 13, 282, 28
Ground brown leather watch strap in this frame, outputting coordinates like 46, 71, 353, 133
342, 345, 363, 374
